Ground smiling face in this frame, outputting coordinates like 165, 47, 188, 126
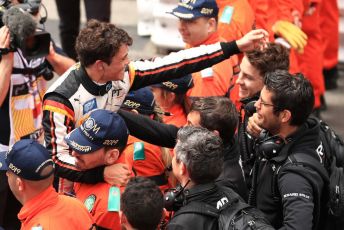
100, 44, 130, 82
254, 87, 282, 135
178, 17, 214, 46
236, 56, 264, 99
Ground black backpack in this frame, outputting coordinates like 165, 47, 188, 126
272, 119, 344, 230
174, 187, 275, 230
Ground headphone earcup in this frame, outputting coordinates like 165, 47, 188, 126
244, 100, 257, 117
256, 133, 284, 160
164, 186, 185, 212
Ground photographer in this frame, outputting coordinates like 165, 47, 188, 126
0, 1, 75, 228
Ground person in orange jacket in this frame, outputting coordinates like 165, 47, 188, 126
249, 0, 324, 111
120, 87, 173, 192
64, 109, 131, 230
1, 140, 94, 230
320, 0, 339, 90
169, 0, 241, 109
151, 75, 194, 127
216, 0, 255, 42
296, 0, 325, 111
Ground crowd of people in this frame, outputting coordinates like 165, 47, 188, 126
0, 0, 341, 229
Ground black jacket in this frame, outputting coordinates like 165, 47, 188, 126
118, 109, 247, 199
167, 183, 242, 230
250, 117, 325, 230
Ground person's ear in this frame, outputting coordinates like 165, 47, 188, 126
280, 109, 292, 124
17, 177, 25, 192
207, 17, 217, 33
105, 148, 120, 165
180, 161, 187, 176
95, 60, 105, 71
212, 130, 220, 137
131, 109, 139, 115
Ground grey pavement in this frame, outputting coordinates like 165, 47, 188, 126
44, 0, 344, 137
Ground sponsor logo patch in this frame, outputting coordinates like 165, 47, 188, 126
83, 98, 97, 115
84, 194, 96, 212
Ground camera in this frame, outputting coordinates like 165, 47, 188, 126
0, 0, 50, 59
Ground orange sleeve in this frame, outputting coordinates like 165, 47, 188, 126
93, 211, 121, 230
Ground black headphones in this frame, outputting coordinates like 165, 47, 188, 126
243, 100, 257, 117
164, 180, 191, 212
255, 130, 285, 160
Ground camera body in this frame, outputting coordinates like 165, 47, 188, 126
0, 0, 50, 59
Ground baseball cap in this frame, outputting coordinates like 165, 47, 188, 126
152, 75, 194, 94
0, 140, 54, 181
65, 109, 129, 154
170, 0, 219, 20
121, 87, 155, 115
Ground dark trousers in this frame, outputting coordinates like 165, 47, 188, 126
55, 0, 111, 60
0, 171, 22, 230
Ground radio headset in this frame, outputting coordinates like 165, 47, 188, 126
164, 180, 190, 212
255, 130, 285, 160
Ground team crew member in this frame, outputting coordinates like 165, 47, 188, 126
170, 0, 240, 107
64, 110, 130, 229
216, 0, 255, 42
320, 0, 339, 90
121, 177, 164, 230
119, 97, 248, 200
166, 127, 266, 229
42, 19, 268, 189
120, 87, 172, 192
151, 75, 193, 127
247, 71, 326, 229
0, 140, 94, 230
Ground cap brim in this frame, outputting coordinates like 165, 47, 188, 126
0, 151, 8, 171
169, 7, 202, 20
64, 128, 101, 154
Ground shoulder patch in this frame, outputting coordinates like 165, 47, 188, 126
220, 6, 234, 24
84, 194, 96, 212
133, 142, 145, 160
83, 98, 97, 115
200, 67, 213, 79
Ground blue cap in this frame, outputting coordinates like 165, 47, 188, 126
65, 109, 129, 154
171, 0, 218, 20
121, 87, 155, 115
0, 140, 54, 181
152, 75, 194, 94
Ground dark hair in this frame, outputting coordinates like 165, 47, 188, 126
246, 43, 289, 78
264, 70, 314, 126
75, 19, 133, 67
121, 177, 164, 230
191, 97, 238, 144
175, 126, 224, 184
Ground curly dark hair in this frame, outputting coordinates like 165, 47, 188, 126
121, 177, 164, 230
245, 43, 289, 78
75, 19, 133, 67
